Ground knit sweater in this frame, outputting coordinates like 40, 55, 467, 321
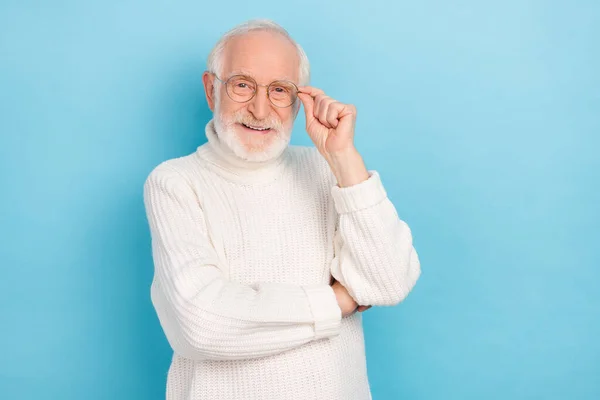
143, 119, 421, 400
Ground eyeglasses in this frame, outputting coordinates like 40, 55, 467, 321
213, 73, 299, 108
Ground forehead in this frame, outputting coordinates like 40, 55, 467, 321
222, 30, 300, 83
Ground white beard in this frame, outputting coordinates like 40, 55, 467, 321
213, 100, 293, 163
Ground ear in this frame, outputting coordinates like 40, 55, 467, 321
292, 100, 301, 119
202, 71, 216, 111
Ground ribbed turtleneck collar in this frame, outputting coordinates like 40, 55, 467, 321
195, 119, 290, 184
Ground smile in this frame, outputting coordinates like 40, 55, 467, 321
241, 123, 271, 132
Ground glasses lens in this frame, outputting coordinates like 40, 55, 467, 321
226, 75, 256, 102
268, 81, 297, 107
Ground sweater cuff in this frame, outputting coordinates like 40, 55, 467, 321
331, 170, 387, 214
303, 284, 342, 340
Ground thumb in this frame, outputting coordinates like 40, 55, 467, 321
297, 92, 315, 126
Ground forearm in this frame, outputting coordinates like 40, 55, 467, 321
329, 171, 421, 306
151, 271, 341, 361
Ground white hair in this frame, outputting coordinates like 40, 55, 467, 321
206, 19, 310, 86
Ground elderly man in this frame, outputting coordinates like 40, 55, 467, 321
143, 19, 421, 400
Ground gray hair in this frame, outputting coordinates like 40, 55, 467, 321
206, 19, 310, 86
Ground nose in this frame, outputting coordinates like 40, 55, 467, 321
247, 86, 271, 120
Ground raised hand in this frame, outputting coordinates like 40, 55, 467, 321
297, 86, 369, 188
297, 86, 357, 160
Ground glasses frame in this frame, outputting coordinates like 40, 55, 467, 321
212, 73, 300, 108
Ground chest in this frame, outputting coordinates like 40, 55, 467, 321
199, 178, 338, 286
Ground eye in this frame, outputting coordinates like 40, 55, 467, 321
272, 86, 289, 93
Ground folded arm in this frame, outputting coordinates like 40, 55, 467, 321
144, 163, 342, 361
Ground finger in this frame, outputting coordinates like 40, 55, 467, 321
326, 102, 344, 128
317, 97, 336, 129
298, 86, 325, 99
339, 103, 357, 120
314, 94, 329, 120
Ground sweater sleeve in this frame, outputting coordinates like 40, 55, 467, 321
143, 163, 342, 362
329, 170, 421, 306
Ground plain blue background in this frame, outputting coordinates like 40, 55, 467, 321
1, 1, 598, 399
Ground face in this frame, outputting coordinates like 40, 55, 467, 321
203, 31, 301, 162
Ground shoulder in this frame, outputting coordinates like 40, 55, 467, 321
144, 149, 203, 193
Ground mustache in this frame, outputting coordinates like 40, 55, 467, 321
228, 110, 284, 131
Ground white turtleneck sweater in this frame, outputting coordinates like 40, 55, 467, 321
143, 120, 421, 400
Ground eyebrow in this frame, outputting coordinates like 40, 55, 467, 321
228, 69, 295, 83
